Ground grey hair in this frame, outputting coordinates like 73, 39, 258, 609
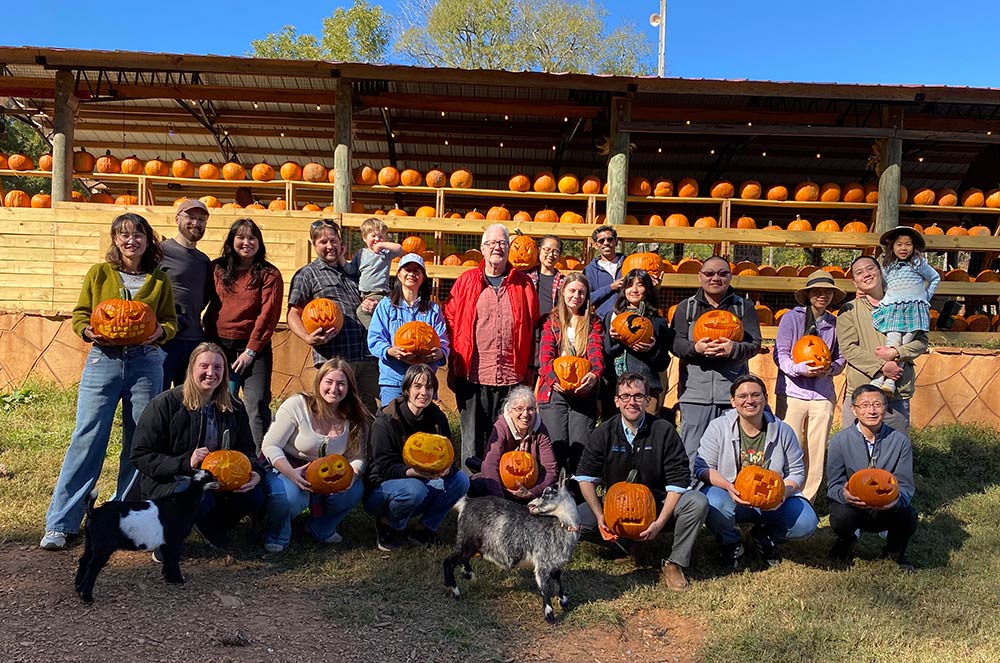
503, 385, 536, 413
481, 223, 510, 244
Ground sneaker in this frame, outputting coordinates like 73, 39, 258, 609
264, 542, 286, 554
752, 530, 781, 568
720, 541, 745, 571
661, 561, 690, 592
322, 532, 343, 545
40, 530, 67, 551
375, 519, 402, 552
408, 525, 437, 548
151, 548, 164, 564
879, 379, 897, 396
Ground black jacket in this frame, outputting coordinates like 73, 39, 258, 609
576, 414, 690, 503
130, 386, 261, 499
367, 397, 453, 487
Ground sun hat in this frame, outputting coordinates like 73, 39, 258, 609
879, 225, 925, 252
794, 271, 847, 307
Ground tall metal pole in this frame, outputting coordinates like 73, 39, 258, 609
657, 0, 666, 77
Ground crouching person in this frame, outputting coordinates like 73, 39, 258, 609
131, 342, 264, 550
694, 375, 818, 570
826, 385, 918, 572
574, 372, 708, 592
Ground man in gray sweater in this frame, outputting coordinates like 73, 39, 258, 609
826, 384, 918, 572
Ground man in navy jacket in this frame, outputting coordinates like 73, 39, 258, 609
582, 225, 625, 319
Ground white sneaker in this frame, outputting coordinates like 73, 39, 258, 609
321, 532, 343, 544
40, 531, 67, 551
264, 543, 286, 554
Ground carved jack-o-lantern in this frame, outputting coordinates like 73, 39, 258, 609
305, 453, 355, 494
89, 299, 157, 345
622, 252, 664, 282
499, 450, 538, 490
604, 477, 656, 540
847, 468, 899, 507
402, 432, 455, 474
734, 465, 785, 510
692, 310, 744, 342
301, 298, 344, 335
552, 356, 591, 392
792, 334, 832, 370
201, 449, 252, 492
611, 312, 654, 349
508, 233, 539, 271
393, 321, 441, 356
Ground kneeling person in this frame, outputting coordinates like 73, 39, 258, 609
575, 372, 708, 592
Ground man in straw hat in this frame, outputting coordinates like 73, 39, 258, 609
772, 271, 847, 502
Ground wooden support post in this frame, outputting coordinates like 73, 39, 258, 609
875, 106, 904, 236
333, 79, 354, 214
606, 96, 631, 227
51, 70, 78, 203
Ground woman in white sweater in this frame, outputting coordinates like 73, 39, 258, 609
260, 358, 373, 553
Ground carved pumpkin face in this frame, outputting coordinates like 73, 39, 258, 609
301, 298, 344, 335
305, 453, 355, 494
201, 449, 251, 492
792, 334, 832, 370
393, 321, 441, 356
734, 465, 785, 510
402, 433, 455, 474
508, 234, 539, 271
622, 252, 663, 282
847, 468, 899, 507
90, 299, 157, 345
552, 356, 591, 392
604, 481, 656, 540
612, 312, 654, 349
499, 450, 538, 490
692, 310, 744, 342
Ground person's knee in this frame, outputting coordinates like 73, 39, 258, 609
704, 486, 736, 517
784, 498, 819, 540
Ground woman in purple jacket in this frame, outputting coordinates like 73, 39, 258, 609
772, 272, 847, 502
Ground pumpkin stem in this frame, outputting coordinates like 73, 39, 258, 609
626, 469, 639, 483
319, 440, 328, 457
222, 429, 231, 450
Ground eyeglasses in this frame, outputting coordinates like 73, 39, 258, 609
852, 401, 886, 411
595, 236, 617, 244
178, 212, 207, 222
482, 239, 509, 249
539, 247, 561, 255
615, 393, 649, 403
510, 405, 536, 414
699, 270, 732, 278
311, 219, 341, 232
734, 392, 765, 402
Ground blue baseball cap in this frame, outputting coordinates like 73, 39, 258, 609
398, 253, 426, 271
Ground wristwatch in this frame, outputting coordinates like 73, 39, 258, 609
245, 348, 257, 358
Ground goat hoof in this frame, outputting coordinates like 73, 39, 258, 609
449, 586, 460, 599
544, 605, 555, 623
78, 592, 93, 604
559, 595, 569, 608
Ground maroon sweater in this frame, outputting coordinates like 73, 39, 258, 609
203, 262, 284, 353
480, 415, 558, 500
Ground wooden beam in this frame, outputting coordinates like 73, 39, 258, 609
333, 79, 352, 214
358, 93, 602, 119
606, 96, 631, 227
875, 107, 904, 235
51, 71, 78, 203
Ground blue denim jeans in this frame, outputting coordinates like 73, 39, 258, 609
364, 472, 470, 532
379, 385, 402, 406
45, 344, 165, 534
702, 485, 818, 545
263, 469, 364, 548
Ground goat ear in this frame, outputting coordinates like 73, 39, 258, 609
558, 468, 567, 489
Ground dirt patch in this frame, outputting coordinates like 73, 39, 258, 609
1, 543, 703, 663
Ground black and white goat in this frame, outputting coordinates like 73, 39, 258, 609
443, 473, 580, 622
74, 469, 220, 603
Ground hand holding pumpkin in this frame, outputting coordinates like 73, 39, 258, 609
190, 446, 210, 471
574, 371, 599, 396
841, 484, 868, 508
82, 325, 107, 343
143, 324, 165, 345
232, 470, 261, 493
725, 482, 752, 507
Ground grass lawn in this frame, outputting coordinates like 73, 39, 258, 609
2, 382, 999, 662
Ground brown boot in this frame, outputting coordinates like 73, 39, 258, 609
661, 561, 690, 592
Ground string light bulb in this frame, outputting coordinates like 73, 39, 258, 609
816, 153, 821, 158
918, 156, 924, 162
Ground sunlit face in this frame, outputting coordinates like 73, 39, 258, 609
175, 209, 208, 243
623, 278, 646, 307
192, 351, 225, 395
398, 263, 425, 289
808, 287, 835, 312
481, 228, 510, 269
594, 231, 617, 260
114, 224, 148, 263
233, 227, 259, 262
851, 258, 881, 295
563, 280, 589, 313
538, 239, 561, 270
507, 399, 536, 434
406, 375, 435, 411
699, 258, 732, 298
615, 382, 649, 423
313, 228, 342, 264
851, 391, 887, 428
364, 229, 386, 251
893, 236, 914, 261
731, 382, 766, 419
319, 369, 349, 406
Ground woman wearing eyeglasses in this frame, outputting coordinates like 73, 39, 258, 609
694, 375, 817, 570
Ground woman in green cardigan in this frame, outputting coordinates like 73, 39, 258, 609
40, 213, 177, 551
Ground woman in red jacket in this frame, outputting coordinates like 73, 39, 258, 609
536, 273, 605, 474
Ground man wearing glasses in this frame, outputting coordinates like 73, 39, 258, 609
826, 385, 917, 572
837, 255, 928, 434
287, 218, 380, 412
159, 199, 212, 389
583, 225, 625, 318
672, 255, 762, 459
575, 372, 708, 592
444, 224, 539, 462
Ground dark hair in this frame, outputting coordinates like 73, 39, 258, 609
616, 371, 649, 395
591, 225, 617, 241
540, 235, 563, 252
402, 363, 438, 399
702, 255, 730, 269
851, 384, 888, 405
106, 213, 162, 272
309, 218, 342, 242
216, 218, 274, 292
613, 269, 659, 314
730, 374, 767, 399
389, 260, 432, 313
850, 255, 880, 274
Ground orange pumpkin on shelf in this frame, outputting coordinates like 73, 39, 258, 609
378, 166, 400, 187
201, 448, 252, 492
393, 321, 441, 356
8, 153, 35, 171
450, 169, 473, 188
532, 171, 557, 193
847, 467, 899, 508
144, 157, 170, 177
401, 236, 428, 254
692, 310, 744, 342
353, 164, 378, 185
966, 313, 992, 332
298, 162, 326, 183
443, 254, 462, 266
499, 450, 538, 490
415, 206, 437, 218
425, 168, 448, 188
787, 215, 813, 231
665, 213, 690, 227
305, 452, 355, 494
559, 211, 585, 224
863, 184, 879, 203
278, 161, 303, 181
739, 180, 762, 199
171, 154, 195, 179
922, 223, 945, 236
622, 252, 664, 281
936, 188, 958, 206
30, 193, 52, 208
755, 304, 774, 326
709, 180, 735, 199
675, 257, 702, 274
90, 192, 115, 204
199, 195, 221, 208
843, 221, 870, 233
465, 209, 486, 220
508, 232, 539, 271
301, 298, 344, 335
267, 198, 287, 211
985, 188, 1000, 208
581, 175, 603, 194
911, 187, 936, 205
969, 225, 992, 236
627, 176, 651, 197
38, 153, 53, 171
222, 161, 246, 181
961, 188, 985, 207
792, 334, 832, 370
794, 181, 819, 202
552, 356, 592, 393
301, 203, 322, 212
508, 173, 531, 192
734, 465, 785, 510
946, 226, 969, 237
95, 150, 121, 174
72, 149, 96, 173
645, 214, 664, 226
558, 173, 580, 194
611, 312, 654, 348
735, 215, 757, 230
90, 299, 156, 345
115, 194, 139, 206
534, 208, 558, 224
819, 182, 842, 202
815, 219, 841, 233
399, 168, 422, 187
677, 177, 699, 197
694, 216, 718, 228
3, 190, 31, 208
604, 475, 657, 540
766, 185, 789, 201
402, 432, 455, 474
251, 161, 275, 182
486, 205, 512, 221
652, 178, 673, 197
196, 160, 219, 179
841, 182, 865, 202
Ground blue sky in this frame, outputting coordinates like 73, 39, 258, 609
3, 0, 997, 87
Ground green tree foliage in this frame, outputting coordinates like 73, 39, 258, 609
250, 0, 390, 63
395, 0, 653, 74
1, 116, 51, 196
